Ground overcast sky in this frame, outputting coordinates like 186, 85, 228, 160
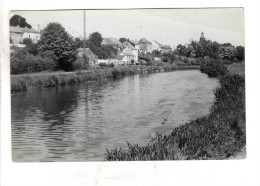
12, 8, 245, 47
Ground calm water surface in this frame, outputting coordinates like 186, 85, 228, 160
11, 70, 218, 162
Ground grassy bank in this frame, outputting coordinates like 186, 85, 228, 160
11, 66, 140, 93
11, 65, 199, 93
105, 72, 245, 160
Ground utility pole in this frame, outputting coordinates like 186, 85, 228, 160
83, 10, 86, 48
18, 17, 20, 27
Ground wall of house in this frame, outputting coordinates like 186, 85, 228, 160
139, 43, 153, 53
22, 33, 40, 43
132, 50, 138, 62
10, 33, 23, 44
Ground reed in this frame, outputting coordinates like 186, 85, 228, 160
11, 64, 198, 93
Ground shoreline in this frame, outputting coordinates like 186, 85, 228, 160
11, 65, 199, 93
106, 65, 246, 161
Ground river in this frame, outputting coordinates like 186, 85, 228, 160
11, 70, 218, 162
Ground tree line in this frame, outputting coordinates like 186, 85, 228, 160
10, 15, 245, 74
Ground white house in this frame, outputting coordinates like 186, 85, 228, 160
10, 26, 40, 45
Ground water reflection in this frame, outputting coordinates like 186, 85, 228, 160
12, 70, 218, 161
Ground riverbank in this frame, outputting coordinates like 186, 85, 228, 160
105, 66, 246, 160
11, 65, 199, 93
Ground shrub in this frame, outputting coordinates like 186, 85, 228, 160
99, 62, 107, 68
72, 53, 90, 70
109, 63, 115, 68
200, 59, 228, 77
11, 48, 57, 74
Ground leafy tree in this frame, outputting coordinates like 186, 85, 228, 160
10, 15, 32, 28
152, 50, 161, 57
22, 38, 38, 56
38, 22, 77, 71
119, 38, 128, 43
23, 38, 33, 45
74, 37, 84, 48
89, 32, 103, 47
218, 46, 237, 60
177, 44, 187, 56
236, 46, 245, 61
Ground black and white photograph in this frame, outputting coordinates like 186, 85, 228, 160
2, 1, 260, 186
9, 8, 246, 162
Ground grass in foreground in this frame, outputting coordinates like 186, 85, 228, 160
105, 73, 245, 160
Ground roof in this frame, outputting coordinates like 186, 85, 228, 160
129, 39, 138, 45
138, 38, 152, 44
123, 41, 138, 50
116, 55, 125, 60
102, 37, 122, 46
20, 27, 39, 33
161, 45, 172, 49
10, 26, 24, 33
77, 48, 98, 59
10, 26, 40, 34
10, 26, 39, 34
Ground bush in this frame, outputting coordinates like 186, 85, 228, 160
11, 48, 57, 74
200, 59, 228, 77
99, 62, 107, 68
72, 53, 90, 70
109, 63, 115, 67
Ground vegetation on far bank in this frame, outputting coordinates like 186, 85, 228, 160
105, 71, 246, 160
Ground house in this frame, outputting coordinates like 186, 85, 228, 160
161, 45, 172, 53
102, 37, 123, 50
10, 26, 40, 45
77, 48, 98, 66
122, 41, 138, 63
150, 40, 162, 52
138, 38, 153, 53
116, 51, 136, 65
150, 40, 172, 53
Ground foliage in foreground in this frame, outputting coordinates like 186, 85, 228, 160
200, 59, 228, 77
105, 74, 245, 160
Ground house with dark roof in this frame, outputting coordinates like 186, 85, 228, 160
77, 48, 98, 66
138, 38, 153, 53
10, 26, 40, 45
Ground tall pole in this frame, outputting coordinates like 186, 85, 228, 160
83, 10, 86, 48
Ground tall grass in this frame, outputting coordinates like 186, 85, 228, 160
105, 73, 245, 160
11, 66, 139, 93
11, 64, 198, 93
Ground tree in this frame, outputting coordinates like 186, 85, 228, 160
23, 38, 33, 45
218, 46, 237, 60
236, 46, 245, 61
10, 15, 32, 28
152, 50, 161, 57
38, 23, 77, 71
119, 38, 128, 43
177, 44, 187, 56
89, 32, 103, 47
74, 37, 84, 48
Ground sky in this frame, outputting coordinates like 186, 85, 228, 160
11, 8, 245, 48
